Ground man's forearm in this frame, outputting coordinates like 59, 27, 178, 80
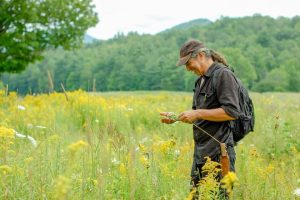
196, 108, 235, 122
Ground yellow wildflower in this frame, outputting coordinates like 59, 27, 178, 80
0, 126, 15, 138
266, 164, 274, 173
249, 146, 259, 157
119, 163, 127, 175
0, 165, 12, 175
68, 140, 88, 154
138, 143, 146, 153
8, 92, 17, 101
0, 126, 15, 151
53, 176, 71, 200
257, 163, 274, 179
186, 188, 197, 200
201, 157, 221, 174
140, 155, 150, 169
154, 139, 176, 155
93, 179, 98, 186
196, 157, 221, 198
290, 146, 298, 154
221, 172, 238, 194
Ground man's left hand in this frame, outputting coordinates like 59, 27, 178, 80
178, 110, 199, 124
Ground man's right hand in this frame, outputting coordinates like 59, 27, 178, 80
160, 112, 177, 124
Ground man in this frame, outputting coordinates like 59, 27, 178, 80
160, 39, 241, 198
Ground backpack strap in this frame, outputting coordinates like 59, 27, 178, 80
211, 63, 234, 93
211, 63, 236, 136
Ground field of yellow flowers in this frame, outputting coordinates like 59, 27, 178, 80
0, 90, 299, 199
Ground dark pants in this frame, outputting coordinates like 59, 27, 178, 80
190, 146, 236, 199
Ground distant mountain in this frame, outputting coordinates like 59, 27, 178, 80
163, 18, 212, 32
84, 34, 98, 43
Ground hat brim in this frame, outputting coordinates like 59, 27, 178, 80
176, 54, 191, 66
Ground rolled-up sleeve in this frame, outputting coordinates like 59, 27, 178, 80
216, 69, 241, 119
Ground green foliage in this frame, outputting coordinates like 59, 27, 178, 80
2, 15, 300, 93
253, 67, 289, 92
220, 48, 257, 88
0, 0, 98, 73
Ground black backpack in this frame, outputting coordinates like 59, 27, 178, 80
212, 65, 255, 143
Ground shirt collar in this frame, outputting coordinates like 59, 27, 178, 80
203, 62, 220, 78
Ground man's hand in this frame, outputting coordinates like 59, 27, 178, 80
160, 112, 177, 124
178, 110, 199, 124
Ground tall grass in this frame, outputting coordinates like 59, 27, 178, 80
0, 90, 299, 199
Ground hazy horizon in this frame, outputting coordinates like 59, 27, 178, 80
87, 0, 300, 40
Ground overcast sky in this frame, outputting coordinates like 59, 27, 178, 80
87, 0, 300, 40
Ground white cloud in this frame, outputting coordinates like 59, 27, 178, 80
87, 0, 300, 40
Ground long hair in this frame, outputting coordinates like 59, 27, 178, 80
192, 46, 229, 67
209, 49, 228, 67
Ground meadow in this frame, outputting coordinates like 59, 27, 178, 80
0, 90, 299, 199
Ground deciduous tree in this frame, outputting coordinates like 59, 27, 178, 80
0, 0, 98, 73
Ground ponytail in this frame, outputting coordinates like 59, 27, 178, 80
210, 49, 228, 67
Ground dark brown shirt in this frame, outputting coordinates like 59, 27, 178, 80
192, 62, 240, 164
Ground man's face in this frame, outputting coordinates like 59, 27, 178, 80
185, 53, 205, 76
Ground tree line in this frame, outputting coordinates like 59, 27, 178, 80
2, 14, 300, 93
